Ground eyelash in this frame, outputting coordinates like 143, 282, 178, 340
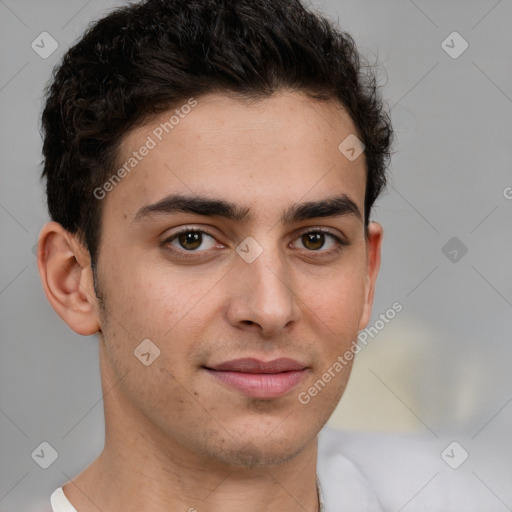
162, 227, 348, 260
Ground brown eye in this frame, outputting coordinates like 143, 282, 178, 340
166, 230, 218, 252
291, 230, 345, 253
301, 232, 325, 250
178, 231, 202, 250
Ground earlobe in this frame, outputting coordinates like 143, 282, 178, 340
358, 222, 383, 331
37, 222, 100, 336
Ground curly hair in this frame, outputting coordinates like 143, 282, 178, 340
41, 0, 393, 266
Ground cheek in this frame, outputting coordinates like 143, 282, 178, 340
303, 266, 367, 336
98, 262, 220, 386
103, 260, 213, 333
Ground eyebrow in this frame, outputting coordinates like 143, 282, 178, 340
132, 193, 362, 224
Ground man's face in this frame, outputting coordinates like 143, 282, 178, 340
93, 91, 381, 467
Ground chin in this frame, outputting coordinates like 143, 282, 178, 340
215, 436, 308, 468
201, 418, 319, 468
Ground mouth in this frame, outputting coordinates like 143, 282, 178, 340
203, 358, 308, 399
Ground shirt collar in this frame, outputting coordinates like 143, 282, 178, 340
317, 475, 325, 512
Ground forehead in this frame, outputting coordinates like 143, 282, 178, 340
103, 91, 367, 224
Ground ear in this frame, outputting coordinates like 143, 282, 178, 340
358, 221, 383, 330
36, 222, 100, 336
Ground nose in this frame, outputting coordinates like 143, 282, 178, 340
225, 249, 301, 337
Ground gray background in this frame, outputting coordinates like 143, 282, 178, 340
1, 0, 511, 510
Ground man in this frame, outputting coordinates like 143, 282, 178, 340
36, 0, 489, 511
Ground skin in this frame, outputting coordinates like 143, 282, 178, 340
38, 90, 382, 512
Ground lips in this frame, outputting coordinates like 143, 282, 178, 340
204, 358, 308, 399
208, 358, 306, 373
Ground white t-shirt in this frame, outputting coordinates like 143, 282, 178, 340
50, 427, 502, 511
